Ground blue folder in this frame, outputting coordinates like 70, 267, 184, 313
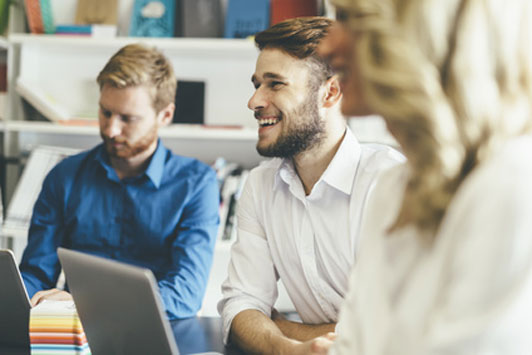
224, 0, 270, 39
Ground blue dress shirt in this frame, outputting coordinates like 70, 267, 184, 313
20, 140, 220, 319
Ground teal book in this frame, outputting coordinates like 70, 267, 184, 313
129, 0, 175, 37
224, 0, 269, 39
40, 0, 54, 34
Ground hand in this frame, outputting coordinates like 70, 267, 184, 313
31, 288, 73, 307
290, 332, 336, 355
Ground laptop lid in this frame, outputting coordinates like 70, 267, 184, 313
57, 248, 179, 355
0, 249, 31, 347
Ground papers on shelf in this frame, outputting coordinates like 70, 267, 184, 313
3, 146, 80, 238
15, 78, 98, 123
16, 78, 70, 122
30, 300, 90, 354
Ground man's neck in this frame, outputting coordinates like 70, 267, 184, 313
293, 123, 347, 196
110, 141, 158, 180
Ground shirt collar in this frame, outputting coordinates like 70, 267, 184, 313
274, 127, 361, 195
275, 158, 298, 190
94, 139, 167, 188
144, 139, 166, 188
321, 127, 361, 195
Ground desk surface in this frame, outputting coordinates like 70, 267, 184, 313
0, 316, 243, 355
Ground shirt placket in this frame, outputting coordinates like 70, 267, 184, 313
299, 200, 337, 320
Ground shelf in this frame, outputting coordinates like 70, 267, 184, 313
1, 120, 258, 141
8, 34, 257, 56
0, 36, 8, 49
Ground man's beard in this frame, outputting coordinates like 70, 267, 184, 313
101, 123, 159, 159
257, 91, 325, 158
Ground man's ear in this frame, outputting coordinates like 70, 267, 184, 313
322, 74, 342, 108
158, 102, 175, 126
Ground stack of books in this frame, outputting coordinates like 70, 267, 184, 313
29, 300, 90, 354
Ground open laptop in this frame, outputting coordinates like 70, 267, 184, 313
57, 247, 181, 355
0, 249, 31, 349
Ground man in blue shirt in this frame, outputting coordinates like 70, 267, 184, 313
19, 44, 220, 319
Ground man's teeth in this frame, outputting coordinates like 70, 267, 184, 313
258, 117, 280, 126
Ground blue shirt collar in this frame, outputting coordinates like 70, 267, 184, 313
94, 140, 167, 188
144, 140, 166, 188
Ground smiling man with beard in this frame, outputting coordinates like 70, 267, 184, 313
218, 17, 405, 354
19, 44, 220, 320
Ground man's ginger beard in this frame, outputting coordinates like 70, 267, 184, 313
101, 121, 159, 159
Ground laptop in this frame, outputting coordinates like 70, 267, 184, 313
0, 249, 31, 349
57, 247, 180, 355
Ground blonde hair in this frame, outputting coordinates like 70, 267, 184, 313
333, 0, 532, 234
97, 43, 176, 113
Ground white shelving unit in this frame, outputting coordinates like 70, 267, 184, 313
3, 33, 262, 200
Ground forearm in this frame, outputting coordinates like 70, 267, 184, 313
230, 309, 300, 355
274, 318, 336, 342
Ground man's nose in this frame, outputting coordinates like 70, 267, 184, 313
248, 87, 268, 112
103, 115, 123, 138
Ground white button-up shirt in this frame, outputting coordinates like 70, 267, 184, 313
218, 128, 405, 342
331, 135, 532, 355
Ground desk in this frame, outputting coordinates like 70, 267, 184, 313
171, 317, 243, 355
0, 316, 244, 355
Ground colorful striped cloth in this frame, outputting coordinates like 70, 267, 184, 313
30, 300, 90, 355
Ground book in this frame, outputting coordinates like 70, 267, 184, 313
270, 0, 318, 25
40, 0, 54, 33
224, 0, 270, 39
129, 0, 175, 37
75, 0, 118, 25
0, 0, 8, 34
180, 0, 223, 38
24, 0, 44, 34
55, 24, 117, 37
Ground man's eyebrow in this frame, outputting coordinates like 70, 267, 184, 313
263, 72, 286, 81
251, 72, 287, 83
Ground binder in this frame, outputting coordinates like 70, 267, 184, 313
130, 0, 175, 37
271, 0, 318, 25
224, 0, 270, 39
181, 0, 223, 38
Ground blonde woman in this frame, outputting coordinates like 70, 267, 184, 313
291, 0, 532, 354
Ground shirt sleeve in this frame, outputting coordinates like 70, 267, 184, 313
157, 168, 220, 320
217, 174, 279, 344
19, 167, 66, 298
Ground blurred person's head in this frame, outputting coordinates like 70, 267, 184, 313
320, 0, 532, 233
249, 17, 344, 158
96, 44, 176, 160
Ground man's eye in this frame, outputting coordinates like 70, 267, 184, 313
270, 81, 284, 89
101, 110, 112, 118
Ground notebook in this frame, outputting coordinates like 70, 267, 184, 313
0, 249, 31, 348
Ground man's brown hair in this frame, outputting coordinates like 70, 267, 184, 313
96, 43, 176, 113
254, 17, 334, 83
